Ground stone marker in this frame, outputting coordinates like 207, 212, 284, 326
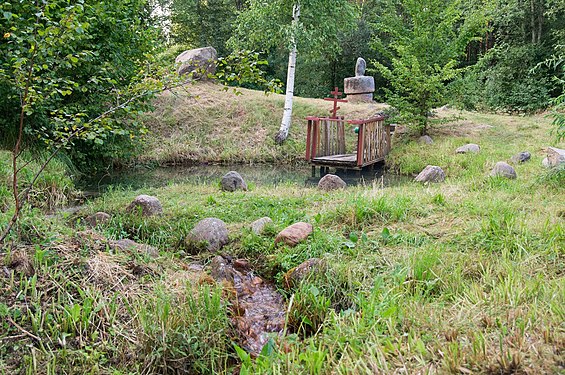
343, 57, 375, 103
414, 165, 445, 183
418, 135, 433, 145
547, 147, 565, 167
110, 239, 159, 258
175, 46, 217, 78
511, 151, 531, 164
318, 174, 347, 191
85, 212, 111, 227
185, 218, 229, 252
221, 171, 248, 192
250, 217, 273, 235
490, 162, 517, 179
283, 258, 325, 289
126, 195, 163, 217
455, 144, 480, 154
275, 222, 313, 247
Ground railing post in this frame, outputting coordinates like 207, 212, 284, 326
305, 119, 313, 161
356, 123, 364, 167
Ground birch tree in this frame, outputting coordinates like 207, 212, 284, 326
229, 0, 356, 144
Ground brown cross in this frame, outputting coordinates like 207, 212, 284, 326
324, 87, 347, 119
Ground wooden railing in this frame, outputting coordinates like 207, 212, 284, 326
305, 115, 390, 168
305, 116, 347, 160
349, 116, 390, 167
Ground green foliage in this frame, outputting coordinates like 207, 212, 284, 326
216, 50, 283, 93
169, 0, 239, 56
0, 0, 163, 170
371, 0, 485, 134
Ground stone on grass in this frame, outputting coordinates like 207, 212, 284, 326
418, 135, 433, 145
250, 217, 273, 235
275, 222, 313, 247
542, 157, 550, 168
85, 212, 111, 227
126, 195, 163, 217
283, 258, 325, 289
547, 147, 565, 167
186, 218, 229, 252
210, 255, 234, 283
221, 171, 248, 192
175, 46, 217, 78
511, 151, 531, 164
110, 239, 159, 258
456, 144, 480, 154
490, 162, 517, 179
318, 174, 347, 191
415, 165, 445, 183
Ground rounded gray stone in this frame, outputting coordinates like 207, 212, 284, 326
126, 195, 163, 217
250, 217, 273, 235
318, 174, 347, 191
415, 165, 445, 183
418, 135, 433, 145
547, 147, 565, 167
490, 162, 517, 179
175, 46, 217, 78
456, 144, 480, 154
221, 171, 248, 192
86, 212, 111, 227
510, 151, 531, 164
186, 218, 229, 252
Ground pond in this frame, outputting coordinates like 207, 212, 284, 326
77, 163, 410, 194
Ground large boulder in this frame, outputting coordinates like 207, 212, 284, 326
318, 174, 347, 191
126, 195, 163, 217
250, 217, 273, 235
283, 258, 325, 289
547, 147, 565, 167
185, 218, 229, 252
490, 162, 517, 179
511, 151, 531, 164
275, 222, 313, 247
414, 165, 445, 183
221, 171, 248, 192
175, 47, 217, 78
456, 144, 480, 154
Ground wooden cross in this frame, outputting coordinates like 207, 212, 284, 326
324, 87, 347, 119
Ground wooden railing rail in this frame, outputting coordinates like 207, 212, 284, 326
347, 116, 389, 167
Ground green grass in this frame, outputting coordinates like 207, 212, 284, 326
1, 99, 564, 373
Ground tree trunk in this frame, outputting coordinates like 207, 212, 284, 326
275, 3, 300, 145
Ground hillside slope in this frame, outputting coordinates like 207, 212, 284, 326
139, 82, 387, 165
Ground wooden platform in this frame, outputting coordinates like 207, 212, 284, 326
312, 153, 384, 169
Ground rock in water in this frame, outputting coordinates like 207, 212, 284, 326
85, 212, 111, 227
511, 151, 531, 164
490, 162, 517, 179
414, 165, 445, 183
175, 46, 217, 78
455, 144, 480, 154
283, 258, 325, 289
275, 222, 313, 247
418, 135, 433, 145
186, 218, 229, 252
126, 195, 163, 217
547, 147, 565, 167
250, 217, 273, 235
221, 171, 248, 192
318, 174, 347, 191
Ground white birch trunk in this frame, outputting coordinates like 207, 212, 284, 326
275, 4, 300, 144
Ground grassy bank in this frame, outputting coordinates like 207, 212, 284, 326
138, 82, 387, 166
1, 102, 563, 373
